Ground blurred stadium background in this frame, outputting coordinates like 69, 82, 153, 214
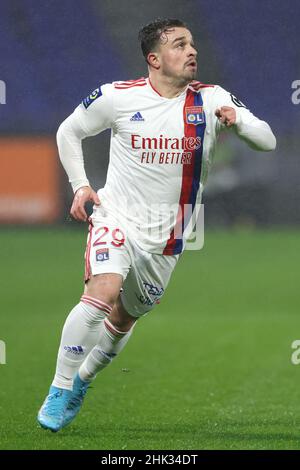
1, 0, 300, 450
1, 0, 299, 225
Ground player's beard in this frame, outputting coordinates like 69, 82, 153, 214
161, 62, 197, 87
179, 68, 197, 86
183, 64, 198, 82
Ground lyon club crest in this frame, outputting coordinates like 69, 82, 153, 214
185, 106, 205, 125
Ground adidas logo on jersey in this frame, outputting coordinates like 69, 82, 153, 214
130, 112, 145, 121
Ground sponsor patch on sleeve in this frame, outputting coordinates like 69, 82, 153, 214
230, 93, 246, 108
82, 87, 102, 109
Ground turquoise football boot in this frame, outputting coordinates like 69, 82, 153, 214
62, 373, 90, 428
37, 385, 72, 432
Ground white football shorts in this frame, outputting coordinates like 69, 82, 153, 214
84, 205, 180, 318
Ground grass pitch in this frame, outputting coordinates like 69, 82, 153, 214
0, 227, 300, 450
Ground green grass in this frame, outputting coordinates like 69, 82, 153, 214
0, 227, 300, 450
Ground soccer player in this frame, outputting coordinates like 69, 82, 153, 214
37, 18, 276, 432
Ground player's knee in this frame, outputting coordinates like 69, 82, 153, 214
108, 297, 137, 331
84, 273, 122, 306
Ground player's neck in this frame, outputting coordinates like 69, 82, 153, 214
148, 75, 189, 99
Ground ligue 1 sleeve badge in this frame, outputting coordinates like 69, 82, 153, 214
185, 106, 205, 125
82, 87, 102, 109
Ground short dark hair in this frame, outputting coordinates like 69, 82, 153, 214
138, 18, 187, 63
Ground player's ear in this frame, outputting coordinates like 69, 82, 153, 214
147, 52, 160, 70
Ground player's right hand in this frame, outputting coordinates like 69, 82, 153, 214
70, 186, 100, 222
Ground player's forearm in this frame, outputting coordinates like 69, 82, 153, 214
234, 115, 277, 152
56, 115, 90, 193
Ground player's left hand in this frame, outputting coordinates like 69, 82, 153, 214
215, 106, 236, 127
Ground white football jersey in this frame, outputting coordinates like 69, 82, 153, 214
57, 77, 276, 255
